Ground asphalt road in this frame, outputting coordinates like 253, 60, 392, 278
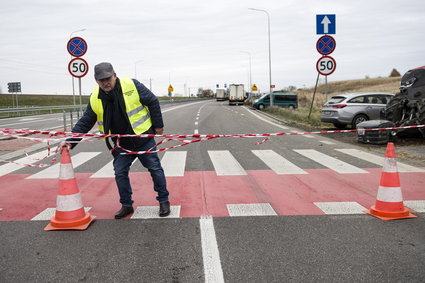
1, 100, 425, 282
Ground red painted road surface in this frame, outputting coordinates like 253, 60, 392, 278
1, 169, 424, 221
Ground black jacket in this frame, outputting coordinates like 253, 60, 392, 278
68, 78, 163, 152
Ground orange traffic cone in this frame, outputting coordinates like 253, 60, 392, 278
45, 146, 95, 230
365, 142, 416, 220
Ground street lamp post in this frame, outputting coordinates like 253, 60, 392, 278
69, 28, 86, 105
249, 8, 273, 106
134, 59, 143, 79
240, 50, 252, 100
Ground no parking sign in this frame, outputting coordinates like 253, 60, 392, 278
67, 37, 88, 57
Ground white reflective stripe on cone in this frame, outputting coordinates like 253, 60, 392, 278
59, 163, 75, 180
377, 186, 403, 202
56, 193, 84, 212
382, 158, 398, 173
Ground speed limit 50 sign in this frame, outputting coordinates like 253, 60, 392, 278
316, 56, 336, 76
68, 57, 89, 78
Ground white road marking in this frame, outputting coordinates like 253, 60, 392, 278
335, 148, 425, 172
131, 205, 181, 218
27, 152, 101, 179
319, 140, 336, 145
161, 151, 187, 177
252, 150, 307, 174
314, 202, 366, 214
0, 150, 50, 177
91, 160, 115, 178
404, 200, 425, 212
31, 207, 91, 220
200, 216, 225, 283
244, 107, 289, 130
208, 150, 247, 175
294, 149, 368, 174
291, 131, 315, 138
227, 203, 277, 216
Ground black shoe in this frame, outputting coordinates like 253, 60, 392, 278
114, 206, 134, 219
159, 201, 171, 217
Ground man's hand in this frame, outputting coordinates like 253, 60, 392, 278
60, 141, 72, 150
154, 128, 164, 135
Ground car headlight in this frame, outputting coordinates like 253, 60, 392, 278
254, 99, 259, 103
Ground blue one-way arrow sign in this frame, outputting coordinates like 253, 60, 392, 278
316, 14, 336, 34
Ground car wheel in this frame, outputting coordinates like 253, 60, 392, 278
288, 105, 295, 110
333, 122, 347, 129
352, 114, 368, 128
258, 104, 265, 110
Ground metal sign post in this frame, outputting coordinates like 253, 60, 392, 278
68, 57, 89, 113
310, 15, 337, 120
67, 36, 88, 109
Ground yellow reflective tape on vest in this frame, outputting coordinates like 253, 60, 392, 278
90, 78, 152, 134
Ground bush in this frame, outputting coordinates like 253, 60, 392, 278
389, 68, 401, 77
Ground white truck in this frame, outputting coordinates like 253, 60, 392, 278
216, 89, 227, 101
228, 84, 245, 105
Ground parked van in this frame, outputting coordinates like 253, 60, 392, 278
253, 93, 298, 110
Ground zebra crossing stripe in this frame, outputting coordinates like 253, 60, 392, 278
161, 151, 187, 177
27, 152, 101, 179
131, 205, 181, 219
208, 150, 247, 176
91, 160, 114, 178
0, 150, 50, 177
335, 148, 425, 172
227, 203, 277, 216
252, 150, 307, 174
31, 207, 91, 220
290, 131, 315, 138
319, 140, 336, 145
294, 149, 368, 174
314, 202, 366, 214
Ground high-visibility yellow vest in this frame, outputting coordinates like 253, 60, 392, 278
90, 77, 152, 134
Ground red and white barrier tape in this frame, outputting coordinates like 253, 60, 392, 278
1, 124, 424, 166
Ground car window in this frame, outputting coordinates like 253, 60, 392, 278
326, 96, 345, 104
379, 95, 392, 104
275, 95, 297, 101
365, 95, 388, 104
348, 96, 366, 103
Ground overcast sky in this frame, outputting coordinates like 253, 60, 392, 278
1, 0, 424, 97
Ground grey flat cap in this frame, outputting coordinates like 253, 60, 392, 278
94, 62, 115, 80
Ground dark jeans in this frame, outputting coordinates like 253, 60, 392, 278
112, 138, 169, 206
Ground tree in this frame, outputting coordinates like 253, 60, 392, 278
389, 68, 401, 77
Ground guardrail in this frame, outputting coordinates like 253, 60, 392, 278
0, 105, 84, 118
0, 99, 210, 117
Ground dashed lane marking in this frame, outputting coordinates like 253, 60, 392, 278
314, 202, 367, 214
31, 207, 92, 220
200, 216, 225, 283
131, 205, 181, 219
404, 200, 425, 212
227, 203, 277, 216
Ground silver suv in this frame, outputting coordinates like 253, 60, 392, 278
321, 92, 394, 128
